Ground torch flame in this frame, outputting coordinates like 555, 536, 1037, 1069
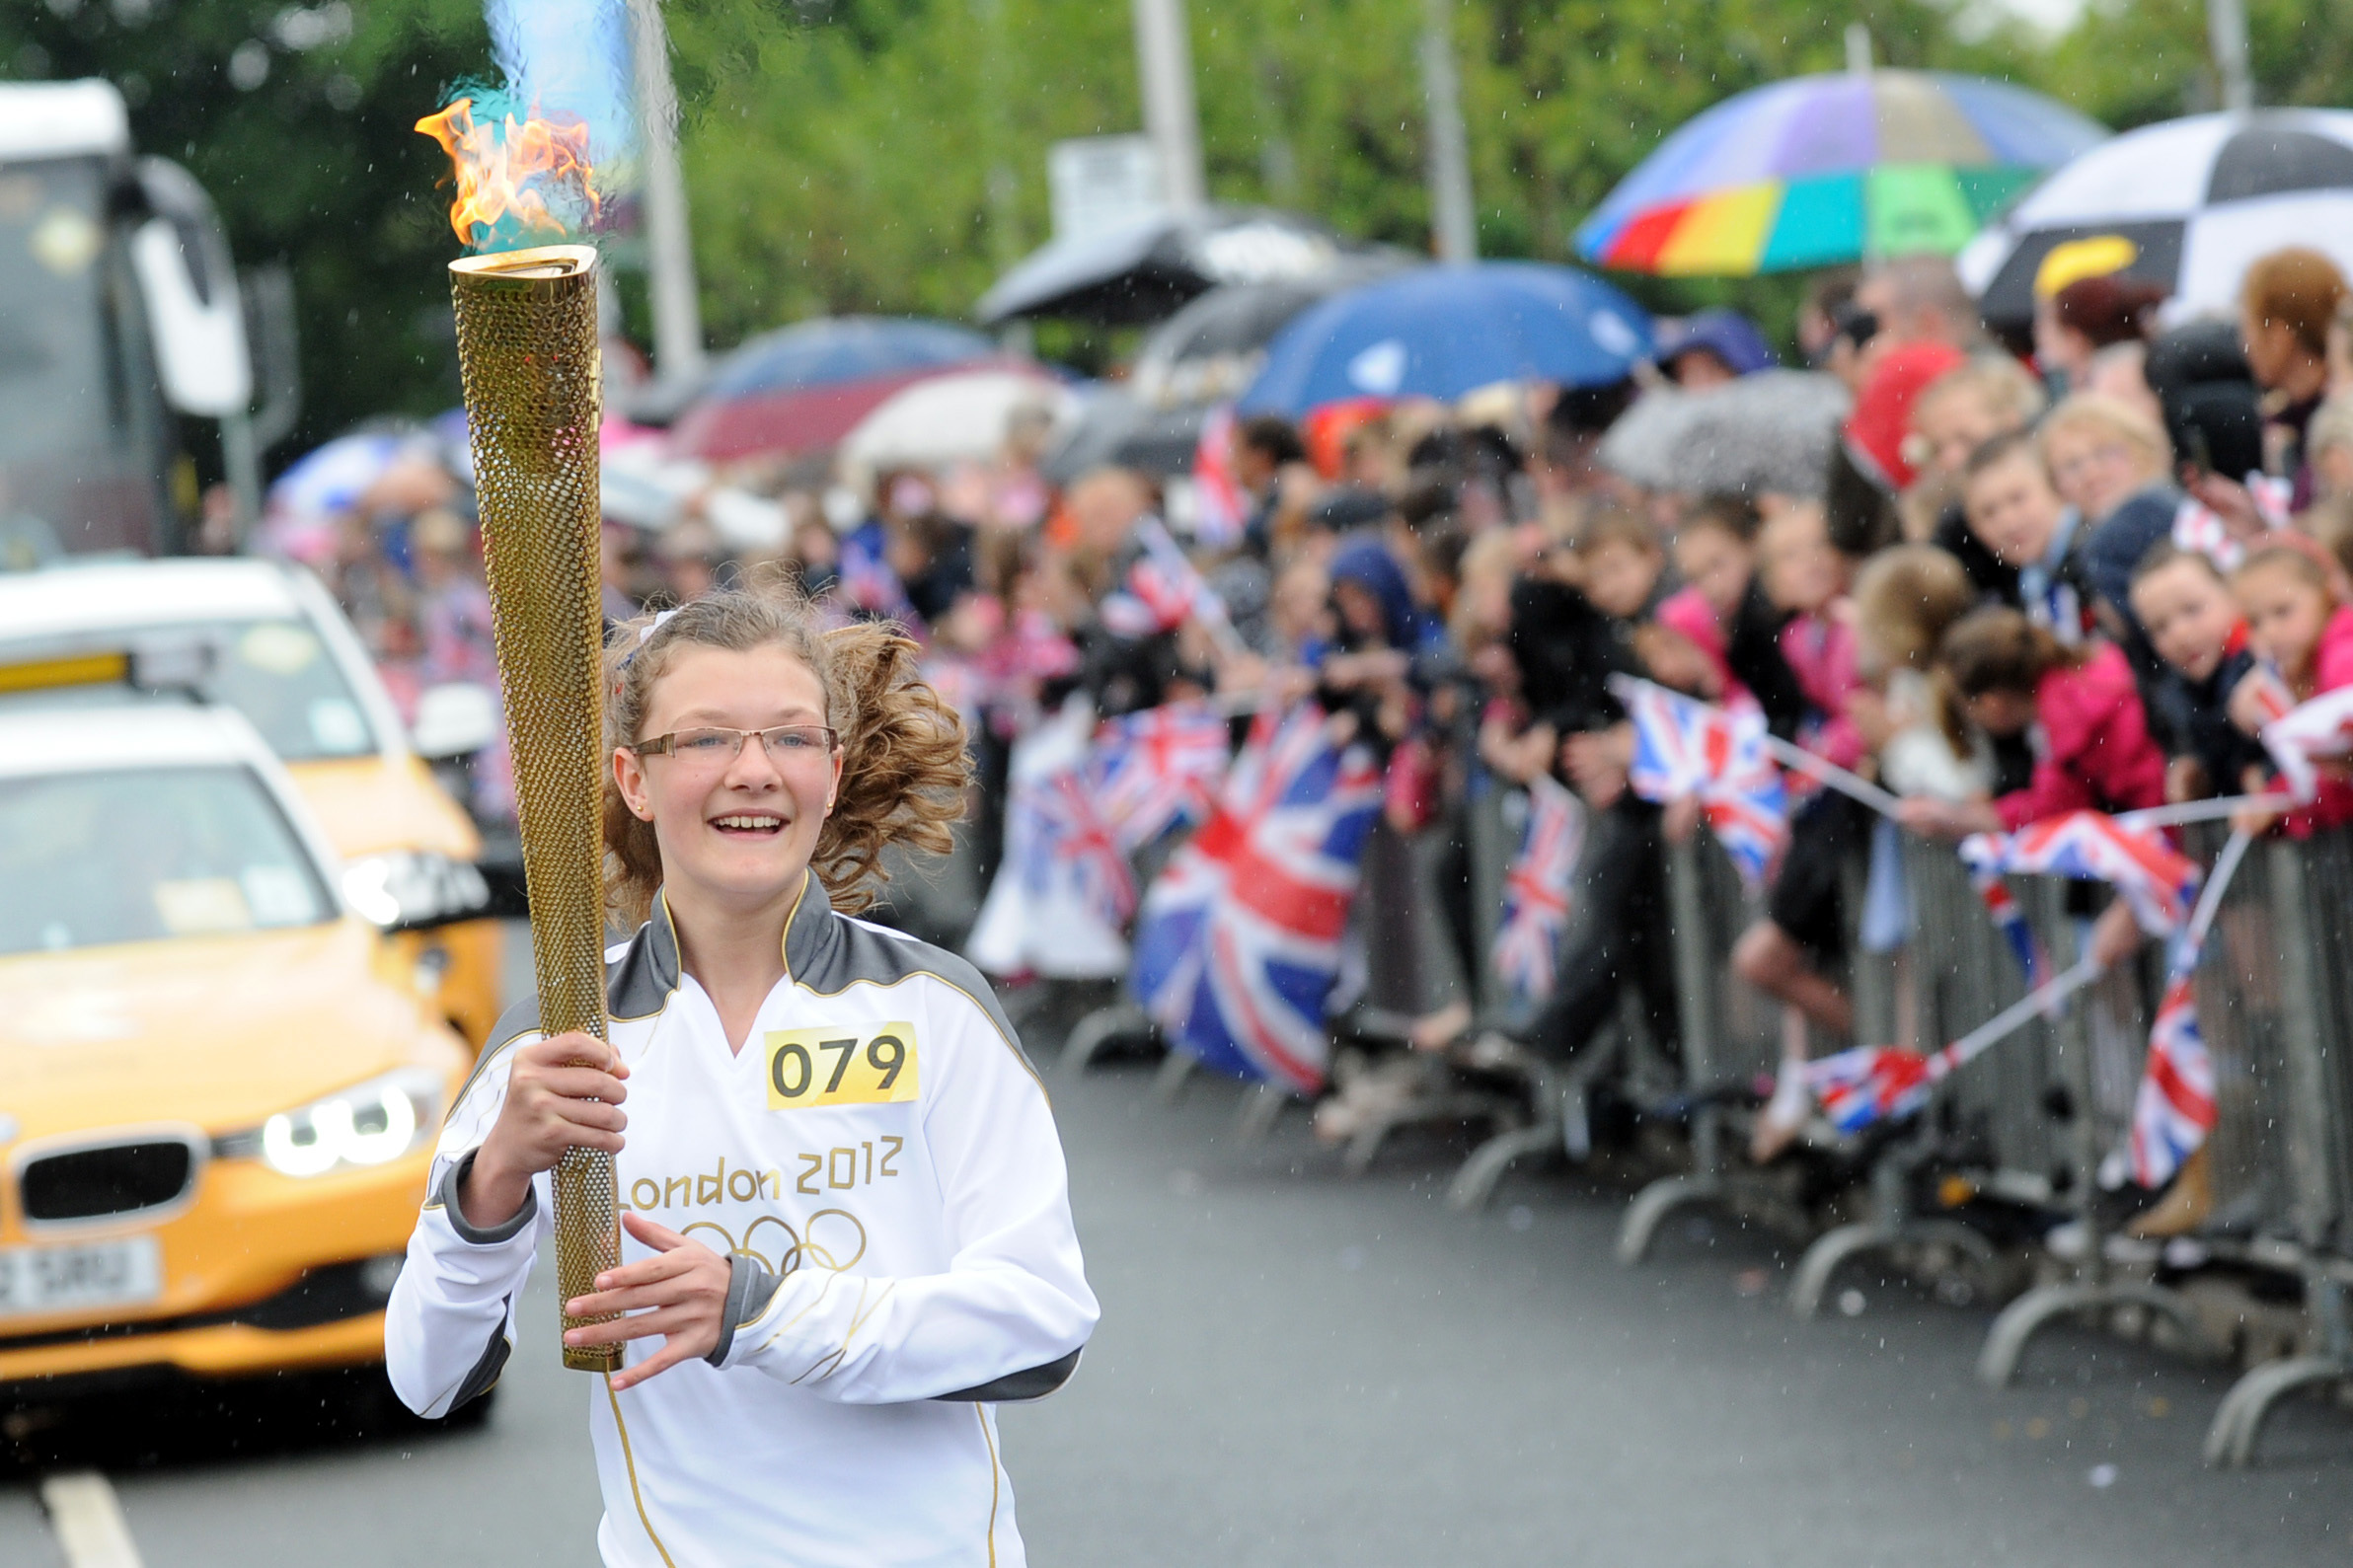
416, 97, 601, 250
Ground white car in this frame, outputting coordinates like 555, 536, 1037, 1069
0, 557, 506, 1046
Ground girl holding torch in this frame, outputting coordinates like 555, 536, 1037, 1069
386, 588, 1098, 1567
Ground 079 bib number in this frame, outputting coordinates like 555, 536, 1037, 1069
765, 1022, 919, 1110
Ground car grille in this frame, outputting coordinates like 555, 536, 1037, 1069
20, 1142, 196, 1223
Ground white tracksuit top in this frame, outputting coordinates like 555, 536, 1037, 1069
385, 877, 1098, 1568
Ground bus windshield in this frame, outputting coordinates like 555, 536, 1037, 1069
0, 155, 163, 555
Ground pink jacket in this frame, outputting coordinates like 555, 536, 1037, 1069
1995, 641, 2168, 830
2311, 604, 2353, 697
2277, 607, 2353, 835
1778, 610, 1864, 772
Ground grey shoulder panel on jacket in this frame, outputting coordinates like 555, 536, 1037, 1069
800, 914, 1036, 1079
480, 916, 678, 1042
482, 996, 543, 1050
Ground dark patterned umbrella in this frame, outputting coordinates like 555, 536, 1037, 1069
1962, 110, 2353, 330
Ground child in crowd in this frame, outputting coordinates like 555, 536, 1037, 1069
1909, 356, 2050, 487
2308, 394, 2353, 504
2039, 394, 2181, 635
1909, 356, 2048, 599
2128, 544, 2267, 803
1901, 609, 2166, 983
1901, 609, 2166, 839
1732, 502, 1869, 1159
1960, 430, 2093, 643
1655, 496, 1806, 735
1487, 508, 1681, 1081
1844, 543, 1988, 1059
2233, 543, 2353, 704
1848, 545, 1988, 801
2228, 543, 2353, 835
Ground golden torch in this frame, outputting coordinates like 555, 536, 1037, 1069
447, 245, 620, 1374
421, 95, 620, 1372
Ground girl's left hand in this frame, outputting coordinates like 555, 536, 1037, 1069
1896, 794, 1998, 840
565, 1212, 734, 1390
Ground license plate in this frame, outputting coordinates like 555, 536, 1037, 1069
0, 1237, 163, 1319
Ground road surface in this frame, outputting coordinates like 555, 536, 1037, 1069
2, 940, 2346, 1564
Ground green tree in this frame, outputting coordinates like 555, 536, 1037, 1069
10, 0, 2352, 454
2041, 0, 2353, 127
662, 0, 2041, 344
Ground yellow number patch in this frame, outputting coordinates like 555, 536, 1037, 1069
764, 1022, 919, 1109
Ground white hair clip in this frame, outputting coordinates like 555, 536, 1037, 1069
638, 608, 680, 644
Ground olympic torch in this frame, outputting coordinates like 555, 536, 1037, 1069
415, 88, 623, 1369
445, 243, 621, 1373
427, 223, 621, 1381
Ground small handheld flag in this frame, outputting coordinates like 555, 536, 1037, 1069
1611, 676, 1789, 891
1958, 811, 2200, 938
1491, 774, 1586, 1002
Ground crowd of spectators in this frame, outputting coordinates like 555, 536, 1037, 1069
286, 243, 2353, 1237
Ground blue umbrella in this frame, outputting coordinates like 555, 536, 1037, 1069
704, 317, 998, 400
1238, 262, 1654, 415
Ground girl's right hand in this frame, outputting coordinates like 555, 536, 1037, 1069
461, 1032, 630, 1231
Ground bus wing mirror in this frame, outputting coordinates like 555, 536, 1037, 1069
128, 158, 253, 419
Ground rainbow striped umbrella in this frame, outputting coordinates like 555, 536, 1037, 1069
1575, 70, 2106, 276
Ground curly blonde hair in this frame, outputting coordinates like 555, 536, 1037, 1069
601, 582, 970, 926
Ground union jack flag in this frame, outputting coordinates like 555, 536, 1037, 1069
2259, 684, 2353, 803
1087, 701, 1231, 852
1492, 774, 1585, 1002
1101, 518, 1233, 640
833, 530, 919, 627
1011, 766, 1136, 925
1959, 810, 2200, 937
1127, 702, 1382, 1093
2130, 971, 2217, 1187
2119, 828, 2254, 1188
1970, 868, 2044, 987
1805, 954, 2110, 1136
1808, 1045, 1937, 1134
1188, 403, 1248, 550
1612, 677, 1788, 891
965, 700, 1132, 980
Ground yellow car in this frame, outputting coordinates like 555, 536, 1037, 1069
0, 557, 504, 1047
0, 706, 469, 1391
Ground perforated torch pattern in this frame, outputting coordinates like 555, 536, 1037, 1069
447, 245, 621, 1374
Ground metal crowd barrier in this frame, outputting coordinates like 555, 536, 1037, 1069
2202, 830, 2353, 1464
1643, 819, 2353, 1468
1613, 825, 1857, 1260
1026, 736, 2353, 1466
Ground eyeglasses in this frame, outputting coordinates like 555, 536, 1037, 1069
628, 725, 839, 767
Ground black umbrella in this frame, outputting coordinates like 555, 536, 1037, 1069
1040, 390, 1208, 484
1127, 261, 1418, 409
977, 206, 1391, 328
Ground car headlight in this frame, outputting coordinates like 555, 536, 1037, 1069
342, 851, 492, 932
218, 1068, 443, 1178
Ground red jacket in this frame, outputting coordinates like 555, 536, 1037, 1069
1995, 641, 2167, 830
